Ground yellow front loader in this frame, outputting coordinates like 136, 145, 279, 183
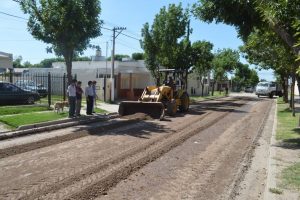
118, 69, 190, 119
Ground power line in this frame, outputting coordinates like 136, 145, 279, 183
120, 32, 140, 41
116, 41, 142, 52
0, 11, 27, 20
103, 19, 141, 38
101, 26, 112, 31
0, 10, 141, 41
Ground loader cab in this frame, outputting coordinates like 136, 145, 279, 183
159, 69, 186, 93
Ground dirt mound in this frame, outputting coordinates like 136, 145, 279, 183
120, 113, 154, 120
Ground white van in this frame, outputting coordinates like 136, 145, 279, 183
255, 81, 282, 98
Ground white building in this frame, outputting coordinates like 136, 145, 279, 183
0, 51, 13, 72
22, 59, 209, 101
51, 60, 152, 101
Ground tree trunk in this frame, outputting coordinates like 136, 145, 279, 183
212, 81, 215, 96
273, 23, 300, 55
185, 69, 188, 91
200, 81, 204, 97
64, 50, 73, 84
156, 73, 160, 87
281, 75, 288, 103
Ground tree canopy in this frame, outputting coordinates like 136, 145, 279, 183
232, 63, 259, 91
106, 54, 130, 61
193, 0, 300, 110
240, 28, 295, 102
193, 0, 300, 55
191, 40, 214, 96
141, 3, 191, 85
132, 53, 145, 60
210, 48, 240, 95
20, 0, 102, 82
193, 0, 263, 41
12, 56, 91, 68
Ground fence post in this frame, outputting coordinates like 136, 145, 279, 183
48, 72, 51, 107
9, 69, 13, 83
63, 73, 66, 101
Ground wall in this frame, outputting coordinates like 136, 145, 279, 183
187, 72, 209, 96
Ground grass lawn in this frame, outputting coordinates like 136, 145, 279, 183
276, 98, 300, 191
95, 107, 108, 114
40, 95, 66, 105
190, 91, 226, 102
0, 105, 51, 116
0, 112, 67, 129
281, 162, 300, 191
276, 98, 300, 141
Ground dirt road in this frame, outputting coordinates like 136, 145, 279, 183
0, 96, 273, 200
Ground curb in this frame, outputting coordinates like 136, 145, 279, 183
0, 112, 119, 141
264, 100, 278, 200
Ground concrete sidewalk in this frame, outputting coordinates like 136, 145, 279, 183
95, 101, 119, 113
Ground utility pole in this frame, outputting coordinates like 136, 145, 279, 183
111, 26, 126, 102
104, 41, 109, 102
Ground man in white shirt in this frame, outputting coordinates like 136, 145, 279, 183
85, 81, 94, 115
67, 79, 77, 118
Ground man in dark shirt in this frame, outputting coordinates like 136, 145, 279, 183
75, 81, 83, 116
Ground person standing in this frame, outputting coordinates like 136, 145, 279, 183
85, 81, 94, 115
67, 79, 77, 118
92, 80, 98, 113
75, 81, 83, 116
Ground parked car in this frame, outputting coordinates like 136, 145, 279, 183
244, 86, 254, 93
255, 81, 283, 98
0, 81, 40, 105
15, 80, 48, 98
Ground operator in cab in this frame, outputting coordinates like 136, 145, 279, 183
166, 76, 175, 90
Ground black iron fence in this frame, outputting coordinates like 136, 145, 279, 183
0, 71, 76, 107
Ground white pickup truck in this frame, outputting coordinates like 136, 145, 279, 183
255, 81, 283, 98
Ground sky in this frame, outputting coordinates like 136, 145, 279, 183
0, 0, 274, 81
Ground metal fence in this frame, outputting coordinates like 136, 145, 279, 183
0, 71, 76, 106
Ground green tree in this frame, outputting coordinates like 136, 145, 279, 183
141, 3, 190, 85
193, 0, 300, 115
13, 56, 23, 68
192, 40, 214, 96
132, 53, 145, 60
211, 48, 239, 96
23, 61, 33, 68
232, 63, 259, 91
74, 56, 91, 62
249, 69, 259, 88
106, 54, 130, 61
34, 58, 64, 68
20, 0, 102, 83
141, 22, 160, 85
193, 0, 300, 53
240, 29, 295, 102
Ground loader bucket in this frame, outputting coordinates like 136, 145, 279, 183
118, 101, 165, 119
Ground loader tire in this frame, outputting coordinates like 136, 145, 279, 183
167, 100, 177, 116
179, 93, 189, 112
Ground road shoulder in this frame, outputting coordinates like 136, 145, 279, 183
234, 100, 275, 200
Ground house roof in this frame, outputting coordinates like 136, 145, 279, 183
0, 51, 13, 69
